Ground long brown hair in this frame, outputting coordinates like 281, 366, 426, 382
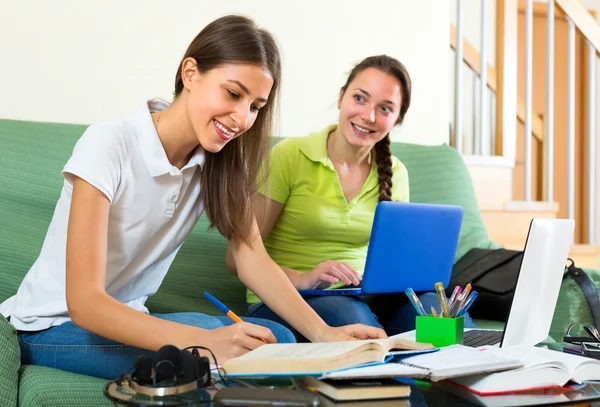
339, 55, 411, 202
174, 15, 281, 244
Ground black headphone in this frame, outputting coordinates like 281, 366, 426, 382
104, 344, 224, 405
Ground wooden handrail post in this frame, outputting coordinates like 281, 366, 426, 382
495, 0, 518, 160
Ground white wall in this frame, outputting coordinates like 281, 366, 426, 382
0, 0, 451, 145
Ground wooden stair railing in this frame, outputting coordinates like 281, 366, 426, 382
450, 24, 545, 145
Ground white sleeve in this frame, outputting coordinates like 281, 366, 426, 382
62, 123, 123, 202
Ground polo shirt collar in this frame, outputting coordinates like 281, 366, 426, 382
137, 99, 205, 177
300, 124, 379, 195
298, 124, 338, 166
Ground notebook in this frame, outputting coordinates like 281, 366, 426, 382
300, 377, 410, 401
221, 337, 435, 377
448, 345, 600, 395
462, 218, 575, 348
298, 202, 464, 296
319, 345, 523, 382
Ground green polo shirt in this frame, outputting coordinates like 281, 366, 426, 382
247, 124, 409, 304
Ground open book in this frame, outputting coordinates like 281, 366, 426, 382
321, 345, 523, 381
449, 345, 600, 395
221, 338, 434, 377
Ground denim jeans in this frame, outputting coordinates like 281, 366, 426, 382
247, 292, 475, 342
17, 312, 295, 379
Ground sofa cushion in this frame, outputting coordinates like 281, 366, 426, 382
145, 215, 247, 315
391, 142, 500, 261
0, 120, 88, 304
0, 119, 247, 316
0, 315, 19, 407
19, 365, 110, 407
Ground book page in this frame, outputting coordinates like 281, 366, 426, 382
388, 337, 435, 352
487, 345, 566, 370
401, 345, 524, 381
227, 340, 390, 362
506, 345, 600, 383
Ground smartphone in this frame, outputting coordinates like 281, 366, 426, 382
214, 387, 320, 406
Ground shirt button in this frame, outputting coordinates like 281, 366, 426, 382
165, 209, 174, 216
171, 195, 177, 203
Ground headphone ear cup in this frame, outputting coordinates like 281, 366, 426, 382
179, 349, 198, 385
195, 355, 211, 387
155, 345, 182, 382
132, 355, 153, 384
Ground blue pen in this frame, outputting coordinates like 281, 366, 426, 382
457, 291, 479, 317
204, 292, 244, 323
204, 292, 267, 343
405, 288, 427, 316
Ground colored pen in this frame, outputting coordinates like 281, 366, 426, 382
434, 282, 450, 318
430, 306, 439, 318
204, 292, 269, 344
204, 292, 268, 344
204, 292, 243, 322
448, 286, 462, 315
457, 291, 479, 317
462, 283, 473, 298
405, 288, 427, 316
450, 296, 464, 318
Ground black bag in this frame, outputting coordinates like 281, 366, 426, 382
449, 248, 600, 326
447, 248, 523, 321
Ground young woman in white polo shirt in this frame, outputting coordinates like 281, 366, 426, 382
0, 15, 385, 379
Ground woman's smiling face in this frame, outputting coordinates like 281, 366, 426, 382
336, 67, 403, 149
185, 63, 273, 153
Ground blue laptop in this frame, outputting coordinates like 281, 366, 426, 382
298, 202, 464, 296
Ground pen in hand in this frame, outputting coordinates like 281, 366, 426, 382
204, 292, 267, 343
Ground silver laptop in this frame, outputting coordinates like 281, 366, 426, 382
463, 218, 575, 348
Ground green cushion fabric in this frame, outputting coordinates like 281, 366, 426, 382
0, 315, 19, 407
145, 217, 247, 316
18, 365, 110, 407
391, 142, 500, 261
0, 120, 88, 304
550, 267, 600, 344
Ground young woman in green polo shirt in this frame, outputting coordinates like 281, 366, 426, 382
227, 55, 475, 341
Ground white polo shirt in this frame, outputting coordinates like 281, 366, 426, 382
0, 100, 206, 331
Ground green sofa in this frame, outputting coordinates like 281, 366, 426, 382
0, 118, 596, 406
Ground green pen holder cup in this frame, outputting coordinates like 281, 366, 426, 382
415, 315, 464, 347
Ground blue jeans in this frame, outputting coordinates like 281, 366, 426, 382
247, 292, 475, 342
17, 312, 295, 379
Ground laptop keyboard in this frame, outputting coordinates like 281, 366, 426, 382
464, 330, 503, 347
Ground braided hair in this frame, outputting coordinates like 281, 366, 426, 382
339, 55, 412, 202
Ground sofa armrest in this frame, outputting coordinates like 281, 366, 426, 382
0, 314, 20, 407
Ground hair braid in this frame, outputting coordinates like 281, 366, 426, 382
374, 135, 393, 202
